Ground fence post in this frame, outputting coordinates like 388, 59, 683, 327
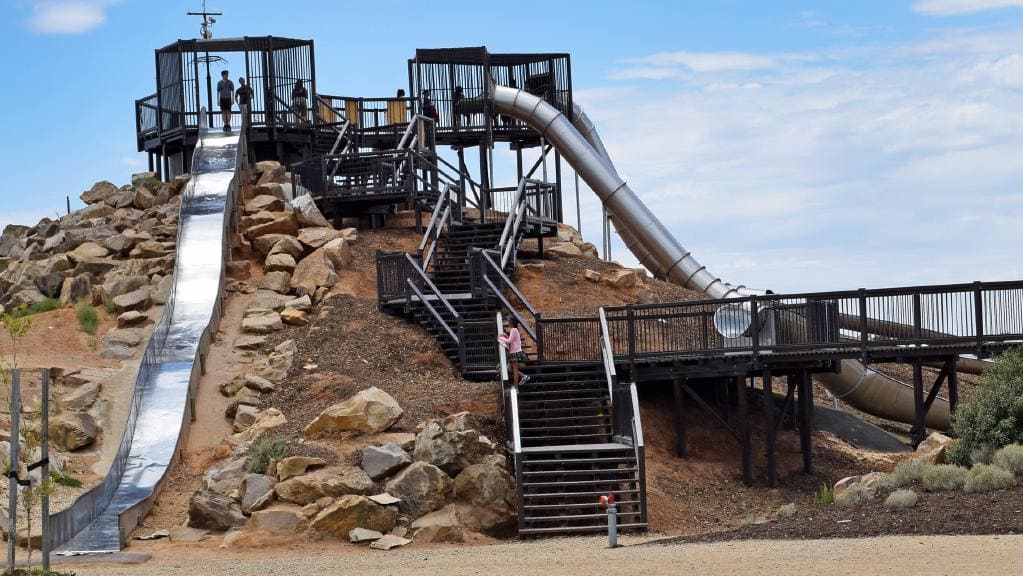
974, 281, 984, 354
536, 313, 544, 362
912, 293, 922, 341
858, 288, 869, 359
7, 370, 20, 574
626, 306, 636, 359
749, 296, 760, 364
41, 369, 51, 570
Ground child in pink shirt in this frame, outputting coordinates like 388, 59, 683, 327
498, 317, 530, 386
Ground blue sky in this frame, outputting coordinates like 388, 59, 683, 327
2, 0, 1022, 292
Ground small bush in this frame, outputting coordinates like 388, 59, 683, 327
877, 459, 928, 489
921, 464, 968, 492
884, 489, 919, 509
964, 464, 1016, 493
49, 471, 84, 488
969, 444, 997, 466
75, 304, 99, 335
8, 298, 60, 319
103, 299, 117, 314
948, 347, 1023, 466
835, 483, 874, 507
246, 435, 286, 474
813, 483, 834, 509
776, 503, 796, 519
738, 514, 768, 527
86, 338, 97, 351
992, 444, 1023, 476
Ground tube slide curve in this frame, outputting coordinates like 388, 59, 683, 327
492, 85, 949, 430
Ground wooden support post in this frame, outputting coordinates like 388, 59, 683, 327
763, 368, 778, 487
912, 360, 925, 447
737, 376, 752, 486
673, 379, 686, 458
798, 369, 813, 474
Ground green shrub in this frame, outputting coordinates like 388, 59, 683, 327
969, 444, 997, 466
877, 459, 928, 489
813, 482, 834, 509
776, 502, 796, 519
964, 464, 1016, 493
49, 471, 84, 488
103, 299, 117, 314
75, 304, 99, 335
738, 514, 768, 527
884, 489, 919, 509
992, 444, 1023, 476
8, 298, 60, 319
835, 483, 874, 507
948, 347, 1023, 466
246, 435, 286, 474
921, 464, 968, 492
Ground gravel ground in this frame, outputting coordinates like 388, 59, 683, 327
49, 534, 1023, 576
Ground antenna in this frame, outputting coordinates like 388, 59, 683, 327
187, 1, 222, 40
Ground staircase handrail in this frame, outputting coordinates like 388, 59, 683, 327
404, 252, 460, 322
328, 119, 352, 156
479, 249, 538, 339
630, 381, 645, 448
418, 184, 454, 271
599, 307, 618, 406
497, 178, 528, 264
407, 279, 459, 344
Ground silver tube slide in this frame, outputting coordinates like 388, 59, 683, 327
493, 85, 950, 430
51, 128, 242, 554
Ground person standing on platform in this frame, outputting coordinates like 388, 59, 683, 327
217, 70, 235, 132
235, 77, 253, 129
292, 80, 309, 123
498, 317, 530, 387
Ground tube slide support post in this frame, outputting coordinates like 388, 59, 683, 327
673, 379, 687, 458
974, 281, 984, 356
911, 360, 925, 447
763, 368, 777, 487
797, 369, 813, 474
737, 376, 752, 486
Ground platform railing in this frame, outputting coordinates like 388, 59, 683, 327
600, 280, 1023, 364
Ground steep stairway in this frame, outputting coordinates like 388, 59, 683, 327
513, 363, 647, 535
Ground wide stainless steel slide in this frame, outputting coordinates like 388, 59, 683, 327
492, 84, 949, 430
50, 127, 243, 554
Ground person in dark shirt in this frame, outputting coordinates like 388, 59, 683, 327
292, 80, 309, 123
421, 89, 439, 123
217, 70, 235, 131
235, 77, 254, 128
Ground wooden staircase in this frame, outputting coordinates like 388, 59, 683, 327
512, 362, 647, 535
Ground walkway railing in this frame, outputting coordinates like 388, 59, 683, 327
599, 280, 1023, 364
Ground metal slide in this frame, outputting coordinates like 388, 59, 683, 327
492, 85, 950, 430
50, 127, 242, 554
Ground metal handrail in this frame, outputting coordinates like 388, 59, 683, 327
404, 252, 460, 321
497, 312, 510, 383
630, 382, 645, 447
599, 307, 617, 405
509, 386, 522, 453
497, 179, 528, 267
407, 279, 459, 344
484, 276, 537, 342
423, 204, 451, 270
328, 120, 351, 156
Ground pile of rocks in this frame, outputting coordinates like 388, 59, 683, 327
231, 161, 357, 336
0, 172, 185, 328
188, 387, 515, 549
545, 223, 600, 259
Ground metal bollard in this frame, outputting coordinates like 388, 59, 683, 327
600, 493, 618, 548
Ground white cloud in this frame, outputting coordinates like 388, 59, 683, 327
913, 0, 1023, 15
625, 51, 785, 72
574, 27, 1023, 292
25, 1, 119, 35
